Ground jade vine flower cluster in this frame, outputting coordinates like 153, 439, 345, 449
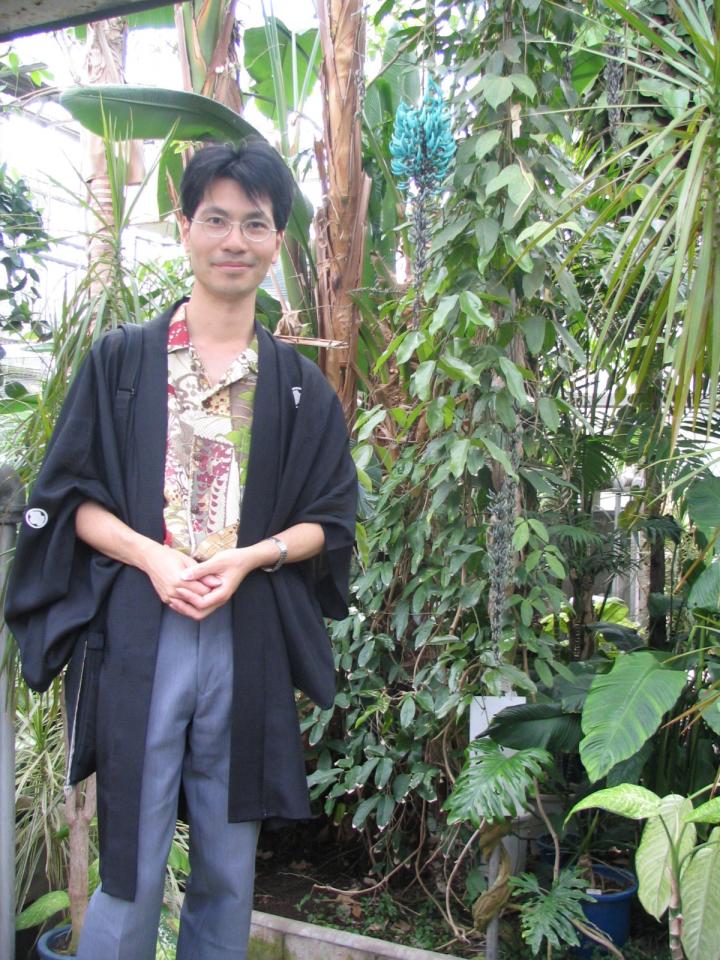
390, 79, 456, 195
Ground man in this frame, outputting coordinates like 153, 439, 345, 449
6, 141, 357, 960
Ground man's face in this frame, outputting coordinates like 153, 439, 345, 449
180, 178, 283, 305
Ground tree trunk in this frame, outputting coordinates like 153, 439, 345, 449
314, 0, 371, 422
648, 521, 667, 648
175, 0, 243, 112
65, 778, 96, 954
82, 17, 143, 304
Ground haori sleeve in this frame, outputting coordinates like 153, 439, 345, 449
4, 336, 127, 691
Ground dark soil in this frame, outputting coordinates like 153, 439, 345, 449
253, 820, 673, 960
254, 819, 371, 923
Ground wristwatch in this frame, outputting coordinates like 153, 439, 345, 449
261, 536, 288, 573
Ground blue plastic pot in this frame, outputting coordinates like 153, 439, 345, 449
575, 865, 637, 957
36, 925, 74, 959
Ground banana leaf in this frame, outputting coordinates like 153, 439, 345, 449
244, 18, 321, 123
60, 85, 259, 144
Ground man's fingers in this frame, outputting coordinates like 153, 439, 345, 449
169, 591, 226, 621
176, 585, 227, 609
168, 598, 206, 621
177, 578, 213, 597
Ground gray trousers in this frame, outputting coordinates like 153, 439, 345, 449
78, 605, 259, 960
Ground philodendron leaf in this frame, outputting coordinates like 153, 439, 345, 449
60, 85, 260, 144
684, 797, 720, 824
606, 741, 653, 787
686, 476, 720, 535
680, 827, 720, 960
566, 784, 661, 824
697, 691, 720, 735
15, 890, 69, 930
637, 795, 696, 921
510, 867, 591, 953
579, 651, 686, 782
487, 702, 581, 753
688, 561, 720, 612
443, 738, 551, 826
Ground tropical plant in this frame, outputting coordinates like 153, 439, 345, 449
174, 0, 243, 110
13, 683, 68, 930
9, 1, 720, 955
568, 782, 720, 960
0, 162, 50, 337
529, 0, 720, 449
313, 0, 371, 418
509, 868, 603, 957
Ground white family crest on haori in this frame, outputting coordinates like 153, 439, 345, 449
24, 507, 48, 529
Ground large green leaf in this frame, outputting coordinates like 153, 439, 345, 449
606, 741, 653, 787
60, 86, 260, 144
697, 691, 720, 736
126, 5, 175, 28
156, 140, 184, 220
579, 652, 687, 782
15, 890, 69, 930
552, 662, 598, 712
244, 18, 321, 122
567, 784, 661, 823
686, 476, 720, 535
487, 703, 581, 752
510, 868, 591, 953
684, 797, 720, 825
637, 795, 696, 921
688, 561, 720, 611
365, 30, 420, 131
680, 827, 720, 960
443, 739, 551, 826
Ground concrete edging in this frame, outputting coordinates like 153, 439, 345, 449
249, 910, 470, 960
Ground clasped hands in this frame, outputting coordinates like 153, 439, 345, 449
145, 543, 252, 621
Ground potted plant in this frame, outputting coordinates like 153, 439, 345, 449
567, 782, 720, 960
14, 765, 98, 957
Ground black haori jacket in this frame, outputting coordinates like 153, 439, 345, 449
6, 301, 357, 900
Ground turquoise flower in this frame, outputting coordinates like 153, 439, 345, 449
390, 79, 456, 194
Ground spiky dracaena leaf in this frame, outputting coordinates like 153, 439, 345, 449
443, 738, 551, 827
510, 868, 595, 955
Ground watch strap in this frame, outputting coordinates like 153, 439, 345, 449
261, 536, 288, 573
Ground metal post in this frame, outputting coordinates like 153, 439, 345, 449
0, 467, 25, 960
484, 843, 501, 960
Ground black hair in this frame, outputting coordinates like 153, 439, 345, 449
180, 141, 295, 230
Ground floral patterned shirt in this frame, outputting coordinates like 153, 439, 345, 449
163, 304, 257, 560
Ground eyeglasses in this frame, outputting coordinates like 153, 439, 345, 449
191, 215, 277, 243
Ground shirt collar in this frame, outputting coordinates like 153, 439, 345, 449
167, 304, 259, 391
